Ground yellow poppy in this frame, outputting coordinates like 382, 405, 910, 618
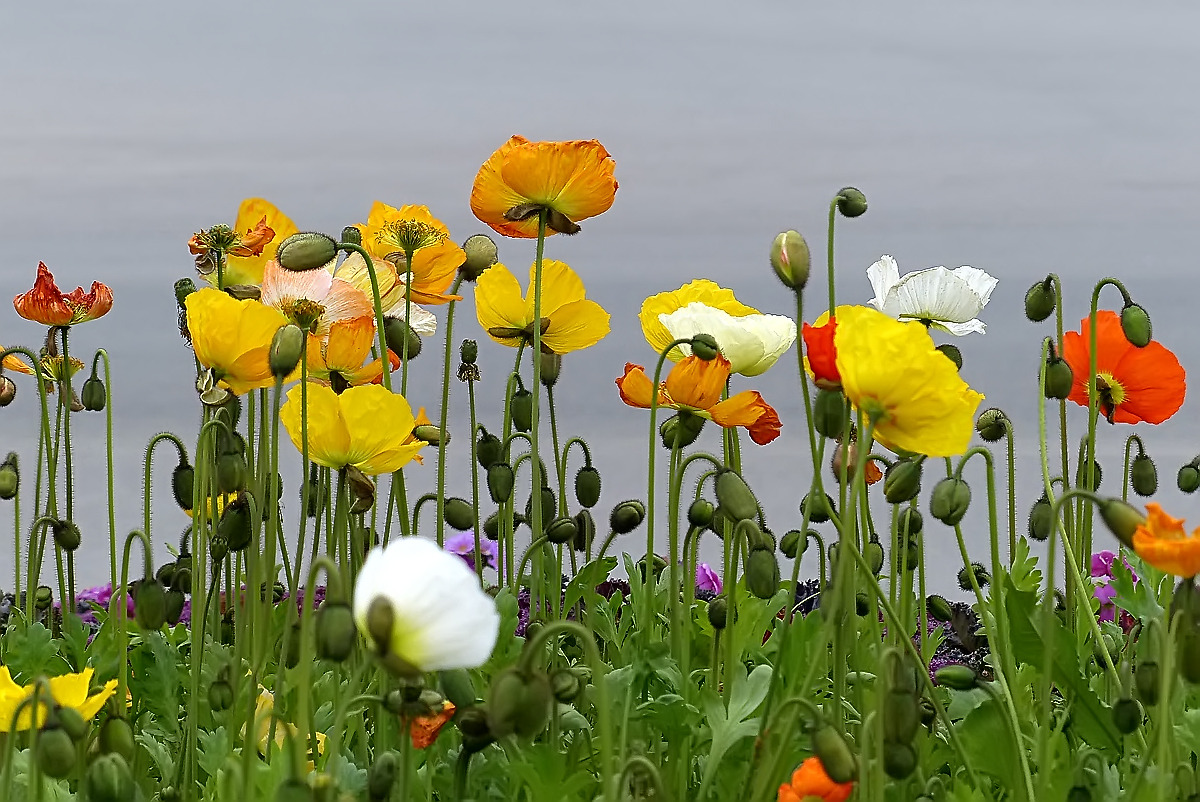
0, 343, 34, 375
833, 305, 983, 457
0, 666, 117, 732
474, 260, 610, 354
185, 288, 289, 395
470, 136, 617, 238
354, 202, 465, 305
248, 688, 326, 770
332, 252, 438, 335
305, 316, 399, 388
1131, 503, 1200, 577
280, 382, 425, 475
190, 198, 298, 288
639, 280, 759, 361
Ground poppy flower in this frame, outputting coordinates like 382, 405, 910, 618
249, 687, 326, 769
410, 700, 456, 749
802, 313, 840, 389
640, 279, 759, 361
616, 354, 782, 445
0, 667, 117, 732
306, 316, 400, 389
354, 202, 465, 305
656, 302, 796, 377
475, 260, 610, 354
333, 252, 437, 334
1130, 503, 1200, 578
279, 382, 425, 475
777, 757, 854, 802
470, 135, 617, 238
833, 305, 983, 457
0, 343, 35, 376
13, 262, 113, 326
354, 537, 500, 672
189, 198, 298, 288
866, 255, 998, 335
184, 288, 289, 395
260, 259, 373, 338
1061, 310, 1185, 425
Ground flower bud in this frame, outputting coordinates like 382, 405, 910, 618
51, 519, 80, 552
708, 505, 736, 538
35, 725, 77, 779
1043, 354, 1074, 401
1177, 629, 1200, 685
215, 451, 246, 495
975, 408, 1008, 442
276, 232, 338, 271
98, 717, 136, 764
883, 742, 917, 779
745, 547, 780, 600
439, 669, 478, 711
218, 493, 253, 552
476, 428, 503, 469
165, 588, 185, 626
1097, 498, 1145, 549
171, 462, 195, 512
813, 389, 848, 440
546, 517, 578, 545
460, 339, 478, 365
510, 388, 533, 432
550, 668, 583, 703
926, 594, 954, 622
443, 497, 475, 531
610, 500, 646, 535
84, 753, 135, 802
934, 663, 978, 690
660, 411, 706, 448
854, 591, 871, 616
55, 707, 87, 743
207, 679, 233, 711
174, 277, 198, 309
769, 230, 811, 290
81, 375, 107, 411
484, 463, 514, 505
883, 458, 922, 504
1179, 463, 1200, 494
487, 668, 552, 739
897, 507, 923, 537
1130, 454, 1158, 497
936, 344, 962, 370
865, 540, 885, 576
687, 499, 714, 529
1024, 277, 1057, 322
779, 530, 803, 559
1120, 303, 1152, 348
690, 333, 720, 361
315, 601, 357, 663
0, 376, 16, 407
573, 466, 602, 509
336, 226, 362, 247
836, 187, 868, 218
459, 234, 498, 281
269, 324, 305, 377
572, 509, 595, 552
1028, 495, 1053, 542
366, 596, 396, 657
957, 562, 990, 591
929, 478, 971, 526
1135, 661, 1160, 705
35, 585, 53, 611
707, 596, 730, 629
135, 578, 168, 630
0, 453, 18, 500
524, 485, 556, 523
1111, 697, 1142, 734
383, 316, 422, 361
812, 725, 859, 783
715, 470, 759, 523
801, 491, 836, 524
346, 465, 377, 514
539, 352, 561, 388
1075, 459, 1102, 492
367, 751, 399, 801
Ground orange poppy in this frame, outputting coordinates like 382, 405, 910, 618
1061, 310, 1185, 424
778, 757, 854, 802
0, 343, 34, 376
354, 202, 465, 305
802, 314, 840, 389
616, 354, 781, 445
305, 316, 399, 389
188, 198, 298, 288
470, 136, 617, 238
1131, 502, 1200, 578
410, 700, 455, 749
13, 262, 113, 327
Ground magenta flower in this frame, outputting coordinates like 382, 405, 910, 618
1090, 549, 1137, 626
696, 563, 722, 594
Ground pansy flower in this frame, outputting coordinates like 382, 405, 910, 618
475, 260, 610, 354
189, 198, 298, 288
355, 203, 465, 305
616, 354, 781, 445
1130, 502, 1200, 578
14, 262, 113, 327
866, 255, 997, 335
1061, 310, 1185, 425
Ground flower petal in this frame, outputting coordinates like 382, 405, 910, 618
542, 299, 610, 354
281, 382, 352, 470
709, 391, 782, 445
474, 263, 528, 347
615, 363, 659, 409
865, 255, 901, 312
640, 280, 759, 361
525, 259, 587, 319
664, 355, 729, 410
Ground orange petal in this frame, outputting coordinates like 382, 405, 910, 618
229, 216, 275, 257
1110, 340, 1186, 424
616, 363, 660, 409
664, 355, 729, 410
470, 136, 541, 238
1133, 506, 1200, 577
62, 281, 114, 324
1061, 311, 1134, 410
710, 391, 782, 445
802, 316, 840, 388
410, 701, 455, 749
13, 262, 75, 326
499, 139, 617, 225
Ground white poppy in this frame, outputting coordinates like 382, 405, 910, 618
658, 302, 796, 377
866, 255, 998, 336
354, 537, 499, 672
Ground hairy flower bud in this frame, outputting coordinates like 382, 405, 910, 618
0, 376, 16, 407
539, 352, 562, 388
367, 751, 399, 801
572, 509, 595, 552
510, 388, 533, 433
745, 547, 780, 600
383, 316, 422, 361
836, 187, 868, 218
690, 333, 720, 361
546, 517, 578, 545
459, 234, 498, 281
1120, 303, 1152, 348
1076, 459, 1102, 492
174, 277, 197, 309
1028, 495, 1053, 542
884, 458, 922, 504
574, 466, 601, 508
936, 343, 963, 370
687, 499, 714, 529
1179, 462, 1200, 494
339, 225, 362, 247
1111, 697, 1142, 734
316, 601, 357, 663
1024, 277, 1057, 322
443, 498, 475, 531
1043, 354, 1074, 400
269, 324, 305, 377
486, 463, 515, 505
930, 478, 971, 526
897, 507, 923, 538
277, 232, 338, 272
926, 594, 954, 622
218, 492, 253, 552
135, 578, 168, 630
707, 596, 729, 630
1097, 498, 1145, 549
1135, 661, 1160, 705
865, 540, 885, 576
52, 519, 81, 552
1130, 454, 1158, 497
812, 724, 859, 783
610, 500, 646, 535
476, 428, 503, 469
660, 411, 706, 449
975, 408, 1008, 442
81, 375, 107, 411
934, 663, 978, 690
769, 230, 811, 290
813, 389, 848, 440
957, 562, 990, 591
883, 742, 917, 779
460, 339, 478, 366
215, 451, 246, 495
801, 491, 836, 524
779, 530, 803, 559
98, 717, 136, 764
35, 726, 77, 779
715, 470, 759, 523
0, 453, 17, 501
207, 680, 233, 711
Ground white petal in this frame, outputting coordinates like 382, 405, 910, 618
950, 266, 998, 307
732, 314, 797, 376
865, 255, 900, 311
887, 267, 984, 324
658, 303, 797, 376
932, 318, 986, 336
261, 259, 333, 309
404, 304, 438, 337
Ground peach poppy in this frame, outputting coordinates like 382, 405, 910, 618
14, 262, 113, 326
777, 757, 854, 802
470, 136, 617, 238
260, 259, 373, 339
802, 313, 840, 389
410, 700, 456, 749
354, 203, 465, 305
1131, 502, 1200, 578
305, 316, 400, 389
616, 354, 781, 445
1061, 310, 1185, 425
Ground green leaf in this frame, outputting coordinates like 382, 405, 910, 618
698, 664, 773, 791
136, 728, 177, 784
129, 630, 182, 734
1007, 538, 1043, 594
957, 696, 1020, 786
2, 620, 64, 682
197, 726, 233, 781
563, 556, 617, 613
1110, 551, 1165, 623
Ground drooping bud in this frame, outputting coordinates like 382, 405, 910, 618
207, 679, 234, 711
165, 588, 185, 625
769, 230, 811, 290
1130, 453, 1158, 497
52, 519, 81, 552
35, 585, 53, 611
715, 470, 759, 523
813, 389, 848, 440
549, 668, 583, 703
383, 316, 422, 361
926, 595, 954, 622
929, 478, 971, 526
510, 388, 533, 432
690, 333, 720, 361
660, 411, 706, 448
708, 505, 735, 538
1097, 498, 1145, 548
316, 601, 357, 662
174, 277, 197, 309
574, 466, 602, 508
836, 187, 868, 218
524, 485, 556, 523
610, 500, 646, 535
1043, 351, 1074, 401
854, 592, 871, 616
811, 724, 859, 783
81, 374, 107, 411
934, 664, 978, 690
269, 324, 305, 377
1179, 461, 1200, 494
0, 453, 17, 501
476, 428, 503, 469
0, 376, 15, 407
707, 596, 730, 630
957, 562, 990, 591
486, 668, 552, 739
365, 597, 396, 657
572, 509, 596, 552
367, 751, 399, 801
443, 498, 475, 531
35, 725, 77, 779
276, 232, 338, 271
1024, 277, 1057, 322
883, 458, 922, 504
801, 492, 836, 524
215, 451, 246, 495
865, 539, 885, 576
1120, 303, 1152, 348
539, 352, 561, 388
1028, 495, 1054, 541
346, 465, 377, 514
1076, 459, 1102, 491
1134, 661, 1160, 705
546, 517, 578, 545
135, 578, 168, 630
687, 499, 714, 529
1111, 698, 1142, 734
218, 492, 253, 552
98, 717, 136, 764
84, 753, 136, 802
487, 463, 515, 504
745, 548, 780, 600
459, 234, 498, 281
975, 408, 1008, 442
779, 530, 802, 559
936, 344, 962, 371
883, 742, 917, 779
897, 507, 923, 537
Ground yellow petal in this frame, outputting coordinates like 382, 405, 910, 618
323, 316, 376, 373
542, 300, 610, 354
524, 260, 586, 320
281, 382, 352, 469
639, 280, 759, 360
339, 385, 418, 475
470, 136, 540, 238
222, 198, 298, 287
474, 263, 529, 345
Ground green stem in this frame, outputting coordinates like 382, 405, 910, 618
435, 275, 466, 547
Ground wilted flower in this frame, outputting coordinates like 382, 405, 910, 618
866, 255, 997, 335
0, 667, 116, 732
657, 302, 796, 377
189, 198, 298, 287
13, 262, 113, 327
475, 260, 610, 354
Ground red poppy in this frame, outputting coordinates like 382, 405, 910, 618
1061, 310, 1185, 424
802, 314, 840, 389
778, 757, 854, 802
13, 263, 113, 327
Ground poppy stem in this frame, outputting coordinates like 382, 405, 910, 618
530, 211, 548, 621
436, 276, 466, 549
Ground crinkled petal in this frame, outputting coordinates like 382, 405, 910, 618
615, 363, 661, 409
709, 391, 782, 445
525, 260, 587, 319
260, 259, 333, 309
664, 355, 729, 410
281, 382, 352, 469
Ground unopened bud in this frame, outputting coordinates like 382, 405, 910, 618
98, 717, 136, 764
165, 588, 185, 625
346, 465, 377, 514
715, 470, 759, 523
367, 751, 399, 801
574, 466, 601, 508
688, 499, 714, 529
383, 316, 422, 361
934, 663, 978, 690
1120, 303, 1152, 348
707, 596, 730, 629
572, 509, 595, 552
35, 726, 77, 779
0, 453, 17, 500
957, 562, 990, 591
81, 375, 107, 411
459, 234, 498, 281
207, 680, 233, 711
84, 753, 135, 802
660, 411, 706, 448
218, 493, 253, 552
813, 389, 847, 439
1098, 497, 1145, 548
883, 742, 917, 779
0, 376, 15, 407
135, 578, 168, 630
538, 351, 562, 388
690, 333, 720, 361
1135, 661, 1160, 705
975, 408, 1008, 442
800, 491, 835, 524
1111, 698, 1142, 734
1043, 354, 1074, 400
936, 343, 962, 370
52, 519, 81, 552
269, 324, 304, 377
1028, 496, 1053, 542
884, 458, 922, 504
779, 530, 802, 559
1130, 454, 1158, 497
510, 388, 533, 432
865, 540, 885, 575
524, 485, 556, 523
546, 517, 577, 545
930, 478, 971, 526
443, 498, 475, 531
769, 230, 811, 290
338, 225, 362, 247
174, 277, 197, 309
610, 500, 646, 535
215, 451, 246, 494
487, 463, 515, 504
926, 594, 954, 622
277, 231, 338, 271
836, 187, 868, 218
316, 601, 357, 662
1024, 277, 1057, 322
365, 596, 395, 656
476, 428, 503, 469
812, 724, 859, 783
1076, 459, 1102, 492
745, 547, 780, 600
1180, 462, 1200, 494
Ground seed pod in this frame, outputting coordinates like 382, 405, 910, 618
443, 497, 475, 531
1024, 277, 1057, 322
207, 680, 234, 711
276, 231, 338, 272
315, 602, 357, 662
1076, 459, 1102, 492
687, 499, 714, 529
610, 500, 646, 535
510, 389, 533, 433
865, 540, 885, 576
572, 509, 595, 552
81, 375, 107, 411
1179, 463, 1200, 494
934, 664, 978, 691
459, 234, 498, 281
884, 458, 922, 504
660, 412, 706, 448
975, 408, 1008, 442
1120, 303, 1152, 348
811, 724, 858, 783
0, 453, 18, 500
476, 428, 503, 469
800, 492, 836, 524
1130, 454, 1157, 497
35, 726, 76, 779
172, 462, 195, 512
574, 466, 602, 508
1111, 697, 1142, 734
1028, 496, 1053, 541
745, 548, 780, 600
715, 470, 758, 522
930, 478, 971, 526
836, 187, 868, 218
813, 389, 848, 440
926, 595, 954, 622
546, 517, 578, 545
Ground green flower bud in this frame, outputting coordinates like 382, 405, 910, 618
277, 231, 338, 271
57, 707, 88, 743
460, 339, 478, 366
1043, 355, 1074, 400
707, 596, 730, 629
1076, 459, 1102, 492
802, 491, 836, 524
218, 493, 253, 552
482, 511, 502, 541
926, 594, 954, 622
883, 458, 922, 504
269, 324, 305, 377
437, 670, 477, 711
574, 466, 602, 508
171, 462, 195, 512
1120, 303, 1152, 348
688, 498, 714, 529
443, 497, 475, 531
690, 333, 720, 361
865, 540, 885, 576
1097, 497, 1146, 548
1024, 277, 1057, 323
215, 451, 246, 494
34, 585, 53, 611
481, 463, 513, 505
172, 565, 192, 595
315, 601, 357, 663
1130, 453, 1158, 497
81, 375, 107, 411
883, 742, 917, 780
383, 316, 422, 361
1028, 495, 1053, 542
365, 596, 396, 658
929, 478, 971, 526
367, 751, 399, 801
524, 486, 556, 524
570, 508, 595, 552
174, 277, 197, 309
660, 411, 706, 448
813, 389, 848, 440
35, 726, 77, 779
769, 230, 811, 290
511, 388, 533, 432
1177, 630, 1200, 685
957, 561, 990, 591
476, 428, 503, 469
459, 234, 498, 281
715, 470, 759, 523
745, 547, 780, 600
346, 465, 377, 514
52, 519, 81, 552
934, 664, 978, 690
855, 591, 871, 616
936, 343, 962, 370
610, 500, 646, 535
165, 588, 185, 626
1111, 697, 1142, 734
975, 408, 1008, 442
487, 668, 552, 739
549, 668, 583, 703
779, 530, 803, 559
539, 352, 562, 388
456, 706, 496, 754
708, 504, 736, 538
207, 679, 234, 711
811, 724, 859, 783
836, 187, 868, 218
135, 578, 168, 630
546, 517, 578, 545
1180, 462, 1200, 494
900, 541, 921, 572
1135, 659, 1162, 704
0, 453, 18, 501
339, 226, 362, 247
0, 376, 14, 407
98, 717, 136, 763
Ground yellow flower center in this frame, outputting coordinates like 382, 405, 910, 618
377, 220, 446, 259
1094, 372, 1126, 407
281, 299, 327, 333
40, 355, 85, 383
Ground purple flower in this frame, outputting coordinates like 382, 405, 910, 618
1090, 549, 1138, 628
1091, 550, 1116, 577
695, 563, 721, 594
444, 532, 498, 572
